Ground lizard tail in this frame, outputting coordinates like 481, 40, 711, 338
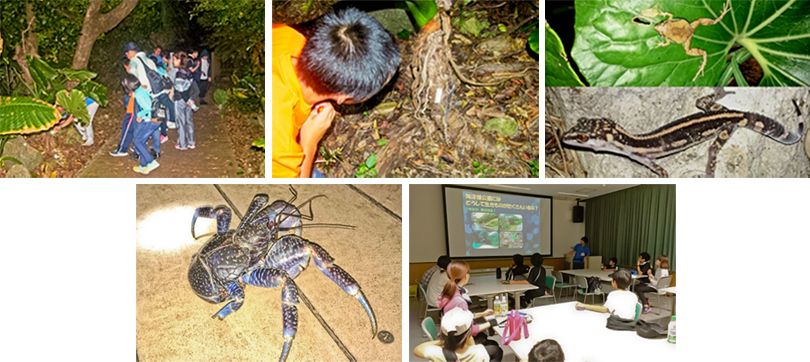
744, 113, 804, 145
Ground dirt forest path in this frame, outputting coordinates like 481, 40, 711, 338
79, 104, 240, 178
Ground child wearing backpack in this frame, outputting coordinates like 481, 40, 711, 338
124, 41, 173, 142
575, 269, 637, 320
169, 52, 197, 150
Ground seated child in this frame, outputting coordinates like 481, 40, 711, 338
528, 339, 565, 362
413, 307, 495, 362
635, 255, 670, 313
272, 7, 400, 178
575, 269, 637, 320
602, 257, 619, 271
505, 254, 530, 281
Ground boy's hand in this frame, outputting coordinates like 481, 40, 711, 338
299, 102, 336, 177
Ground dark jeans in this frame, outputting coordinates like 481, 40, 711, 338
155, 93, 174, 136
573, 261, 585, 269
199, 79, 209, 101
635, 283, 657, 306
115, 112, 136, 153
133, 121, 160, 166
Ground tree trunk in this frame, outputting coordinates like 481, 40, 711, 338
410, 0, 460, 143
71, 0, 139, 70
12, 1, 38, 87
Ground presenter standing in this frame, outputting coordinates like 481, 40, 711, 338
569, 236, 590, 269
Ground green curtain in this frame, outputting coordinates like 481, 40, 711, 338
585, 185, 676, 271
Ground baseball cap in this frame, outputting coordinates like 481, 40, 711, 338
440, 307, 474, 336
124, 42, 139, 54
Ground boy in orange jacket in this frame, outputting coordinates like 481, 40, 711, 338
272, 8, 400, 178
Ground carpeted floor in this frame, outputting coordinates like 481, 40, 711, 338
136, 184, 402, 361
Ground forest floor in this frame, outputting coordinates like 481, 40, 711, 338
18, 87, 264, 178
318, 2, 539, 178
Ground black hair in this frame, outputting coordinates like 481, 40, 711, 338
639, 252, 651, 262
440, 326, 471, 352
612, 269, 632, 290
121, 74, 140, 93
530, 253, 543, 267
297, 7, 400, 102
437, 255, 451, 270
581, 236, 589, 244
513, 254, 524, 265
608, 257, 618, 266
528, 339, 565, 362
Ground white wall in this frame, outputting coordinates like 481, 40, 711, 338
409, 185, 586, 262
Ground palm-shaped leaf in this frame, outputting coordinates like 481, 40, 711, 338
0, 96, 61, 135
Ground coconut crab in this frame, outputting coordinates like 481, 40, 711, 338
187, 187, 376, 361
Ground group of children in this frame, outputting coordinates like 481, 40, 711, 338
109, 42, 211, 175
415, 249, 671, 361
417, 256, 563, 362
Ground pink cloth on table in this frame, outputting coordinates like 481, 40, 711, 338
501, 310, 529, 345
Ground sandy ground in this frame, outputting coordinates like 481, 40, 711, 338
136, 184, 402, 361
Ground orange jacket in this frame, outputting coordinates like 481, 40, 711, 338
272, 25, 312, 178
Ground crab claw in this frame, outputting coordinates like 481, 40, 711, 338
356, 289, 378, 339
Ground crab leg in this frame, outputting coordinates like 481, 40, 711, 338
239, 268, 300, 362
236, 193, 270, 230
212, 282, 245, 320
264, 235, 378, 338
191, 205, 232, 239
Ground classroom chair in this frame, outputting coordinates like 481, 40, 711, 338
575, 275, 605, 304
650, 276, 673, 309
419, 283, 441, 318
421, 317, 438, 340
554, 271, 577, 301
634, 302, 642, 321
529, 275, 557, 307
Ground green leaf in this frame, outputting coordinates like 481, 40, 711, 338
74, 80, 108, 107
546, 22, 585, 86
365, 153, 378, 169
0, 156, 23, 167
571, 0, 810, 86
528, 27, 540, 54
459, 14, 490, 37
56, 89, 91, 126
0, 96, 61, 135
213, 89, 229, 106
251, 138, 265, 149
377, 138, 390, 147
397, 29, 412, 40
405, 0, 438, 29
484, 116, 519, 137
57, 69, 97, 82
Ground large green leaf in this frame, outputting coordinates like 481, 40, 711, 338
546, 22, 585, 86
58, 68, 97, 83
528, 27, 540, 54
405, 0, 438, 29
56, 90, 90, 126
571, 0, 810, 86
0, 97, 61, 135
74, 80, 108, 107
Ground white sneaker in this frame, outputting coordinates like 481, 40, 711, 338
167, 121, 177, 129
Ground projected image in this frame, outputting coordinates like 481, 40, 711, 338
500, 231, 523, 248
472, 230, 500, 249
499, 214, 523, 232
472, 212, 500, 231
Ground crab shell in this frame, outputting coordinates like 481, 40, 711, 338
188, 231, 250, 304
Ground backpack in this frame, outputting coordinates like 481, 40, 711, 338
606, 314, 637, 331
136, 56, 165, 93
636, 319, 669, 339
586, 276, 601, 293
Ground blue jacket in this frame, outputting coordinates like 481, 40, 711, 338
134, 87, 152, 120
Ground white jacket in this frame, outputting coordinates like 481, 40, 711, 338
128, 52, 157, 93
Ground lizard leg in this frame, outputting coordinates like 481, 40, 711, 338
696, 87, 735, 112
627, 153, 669, 178
705, 124, 738, 177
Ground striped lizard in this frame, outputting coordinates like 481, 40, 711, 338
561, 89, 805, 177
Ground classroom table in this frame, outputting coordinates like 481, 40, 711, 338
464, 275, 539, 310
493, 302, 676, 362
658, 287, 677, 314
560, 269, 641, 292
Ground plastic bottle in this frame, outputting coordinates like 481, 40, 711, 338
667, 315, 676, 344
493, 296, 500, 316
